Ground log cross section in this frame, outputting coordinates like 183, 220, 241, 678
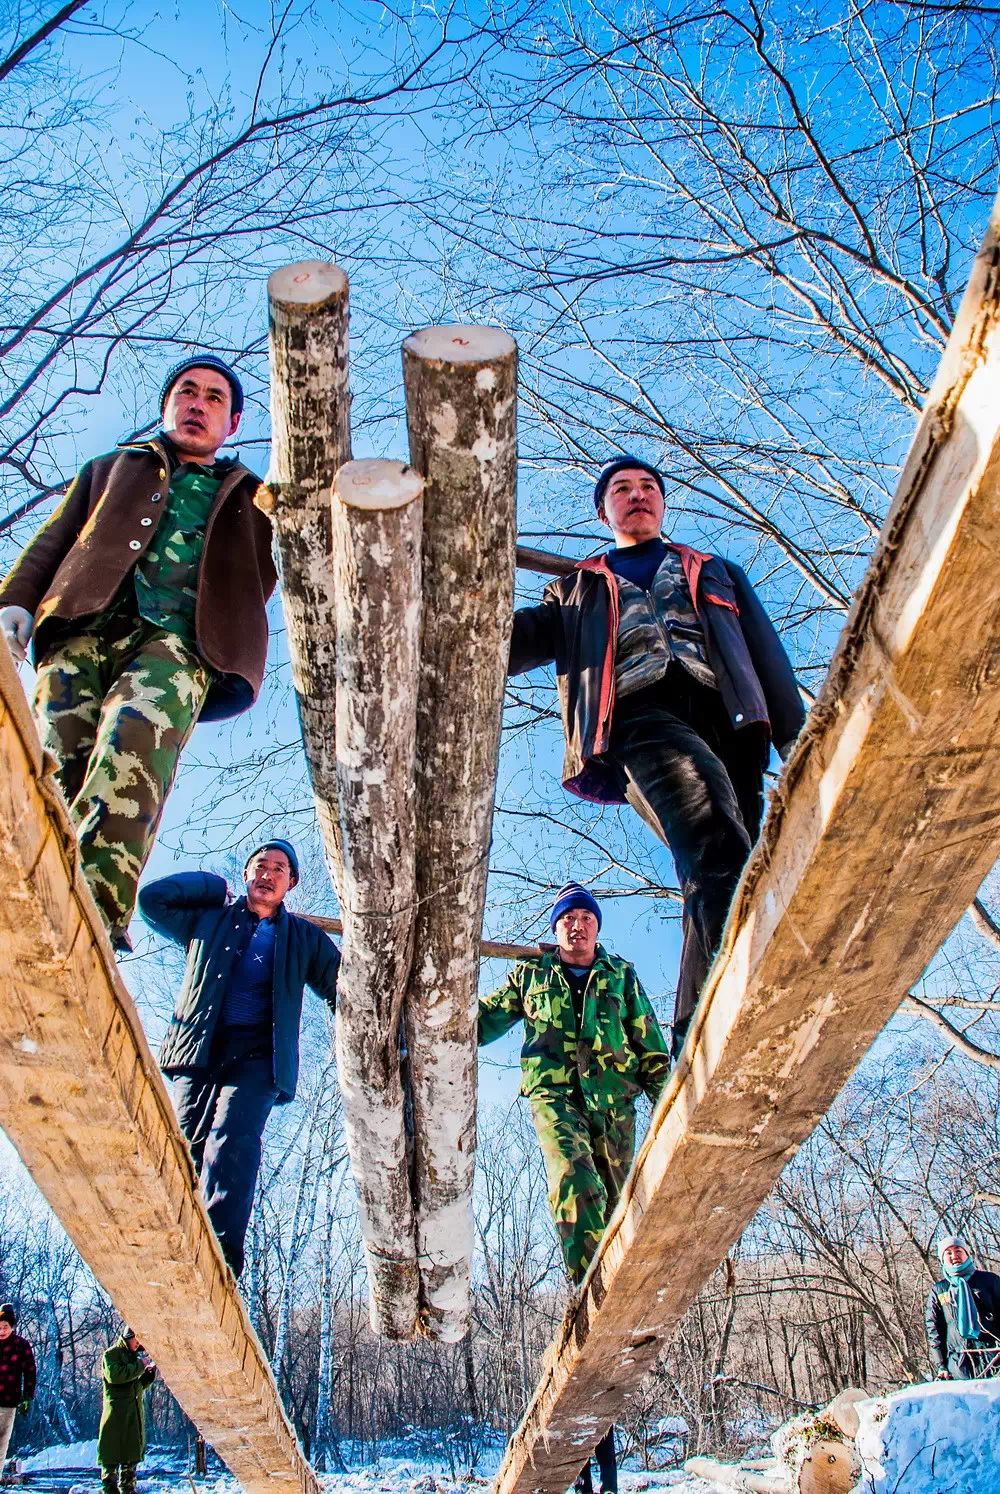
0, 649, 317, 1494
493, 202, 1000, 1491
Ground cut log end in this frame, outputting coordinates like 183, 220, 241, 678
334, 459, 424, 512
268, 260, 348, 311
403, 323, 516, 367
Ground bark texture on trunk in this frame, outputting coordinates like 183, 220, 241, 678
265, 261, 351, 865
330, 459, 424, 1339
402, 325, 518, 1341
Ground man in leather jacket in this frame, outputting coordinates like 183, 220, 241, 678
509, 458, 805, 1055
0, 356, 275, 949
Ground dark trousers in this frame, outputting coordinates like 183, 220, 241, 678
608, 669, 765, 1037
575, 1427, 617, 1492
172, 1058, 277, 1276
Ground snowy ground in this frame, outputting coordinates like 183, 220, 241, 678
17, 1438, 721, 1493
18, 1384, 1000, 1494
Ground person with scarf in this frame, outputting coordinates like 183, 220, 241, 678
926, 1234, 1000, 1379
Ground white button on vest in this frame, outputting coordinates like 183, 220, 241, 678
140, 517, 153, 526
128, 540, 141, 551
735, 712, 744, 722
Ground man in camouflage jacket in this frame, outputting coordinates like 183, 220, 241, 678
0, 356, 275, 949
478, 883, 670, 1493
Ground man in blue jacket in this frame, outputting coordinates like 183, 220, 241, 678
138, 838, 339, 1276
510, 458, 805, 1058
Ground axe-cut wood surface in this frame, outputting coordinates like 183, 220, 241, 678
0, 647, 317, 1494
493, 198, 1000, 1493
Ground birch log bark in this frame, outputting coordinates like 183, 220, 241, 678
265, 260, 351, 865
402, 325, 518, 1341
330, 458, 424, 1338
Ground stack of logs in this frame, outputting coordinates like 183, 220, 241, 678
265, 261, 517, 1343
685, 1389, 867, 1493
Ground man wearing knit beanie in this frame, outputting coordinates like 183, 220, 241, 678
138, 840, 339, 1278
0, 355, 275, 952
0, 1304, 35, 1472
509, 456, 804, 1060
479, 882, 670, 1494
926, 1234, 1000, 1380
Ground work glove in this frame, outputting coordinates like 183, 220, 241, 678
0, 606, 34, 663
936, 1369, 951, 1380
17, 1399, 30, 1414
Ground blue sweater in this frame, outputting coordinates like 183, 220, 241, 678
138, 872, 340, 1103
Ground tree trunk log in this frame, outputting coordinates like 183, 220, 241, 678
265, 260, 351, 867
402, 324, 518, 1341
330, 458, 424, 1339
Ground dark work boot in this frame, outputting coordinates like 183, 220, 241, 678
595, 1427, 618, 1493
670, 1015, 690, 1062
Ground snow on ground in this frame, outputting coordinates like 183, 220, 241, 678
15, 1441, 724, 1493
854, 1379, 1000, 1493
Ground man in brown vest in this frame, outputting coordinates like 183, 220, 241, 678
0, 357, 276, 949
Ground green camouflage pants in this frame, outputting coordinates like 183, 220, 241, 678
32, 620, 211, 939
530, 1092, 636, 1283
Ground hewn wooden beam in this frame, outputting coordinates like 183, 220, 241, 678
0, 650, 316, 1494
493, 200, 1000, 1492
329, 459, 424, 1339
403, 325, 518, 1341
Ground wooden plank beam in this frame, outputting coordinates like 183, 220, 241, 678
493, 201, 1000, 1492
0, 652, 316, 1494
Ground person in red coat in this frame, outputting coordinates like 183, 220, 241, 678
0, 1304, 36, 1471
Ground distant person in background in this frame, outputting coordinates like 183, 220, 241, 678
0, 1304, 35, 1472
0, 355, 275, 950
138, 839, 340, 1277
926, 1234, 1000, 1380
478, 882, 671, 1494
97, 1328, 156, 1494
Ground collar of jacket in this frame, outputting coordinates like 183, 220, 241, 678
538, 944, 619, 980
232, 894, 287, 926
118, 433, 250, 487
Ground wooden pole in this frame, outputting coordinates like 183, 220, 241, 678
402, 324, 518, 1341
329, 459, 424, 1339
264, 260, 351, 868
304, 913, 554, 965
491, 194, 1000, 1491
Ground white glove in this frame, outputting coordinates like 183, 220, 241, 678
0, 606, 33, 663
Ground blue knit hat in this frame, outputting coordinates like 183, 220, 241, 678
593, 456, 665, 511
550, 882, 602, 931
244, 839, 299, 882
160, 355, 244, 416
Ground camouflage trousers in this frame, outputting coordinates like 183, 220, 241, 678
32, 619, 211, 940
530, 1092, 636, 1283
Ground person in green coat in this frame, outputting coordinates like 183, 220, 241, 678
478, 882, 671, 1494
97, 1329, 156, 1494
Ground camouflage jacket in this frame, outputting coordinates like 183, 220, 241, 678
478, 947, 670, 1111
